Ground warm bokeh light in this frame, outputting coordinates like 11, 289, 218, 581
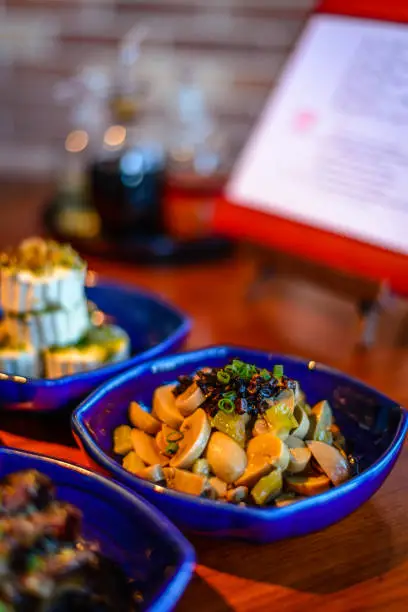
65, 130, 89, 153
103, 125, 126, 149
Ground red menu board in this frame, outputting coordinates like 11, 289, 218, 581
214, 0, 408, 295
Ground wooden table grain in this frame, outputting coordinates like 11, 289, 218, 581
1, 183, 408, 612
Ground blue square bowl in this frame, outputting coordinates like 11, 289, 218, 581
72, 346, 408, 543
0, 280, 191, 412
0, 446, 195, 611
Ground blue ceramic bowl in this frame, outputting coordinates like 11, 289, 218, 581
72, 346, 408, 543
0, 446, 195, 611
0, 279, 190, 412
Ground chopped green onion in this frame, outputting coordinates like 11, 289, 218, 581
218, 398, 235, 414
260, 368, 271, 380
165, 442, 179, 455
166, 431, 184, 443
223, 390, 237, 400
217, 370, 230, 384
273, 365, 284, 379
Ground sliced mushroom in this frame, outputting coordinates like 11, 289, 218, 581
251, 469, 283, 506
175, 382, 205, 416
206, 432, 247, 484
285, 473, 331, 497
287, 447, 311, 474
156, 424, 178, 454
163, 467, 208, 496
209, 476, 228, 499
152, 384, 183, 430
286, 435, 306, 449
138, 464, 165, 483
291, 405, 310, 440
307, 399, 333, 442
226, 486, 248, 504
247, 433, 290, 471
131, 428, 168, 466
170, 408, 211, 470
306, 441, 350, 486
129, 401, 161, 435
192, 458, 210, 478
235, 455, 274, 488
113, 424, 133, 455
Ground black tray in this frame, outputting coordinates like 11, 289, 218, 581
43, 197, 233, 265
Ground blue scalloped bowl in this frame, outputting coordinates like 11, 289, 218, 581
72, 346, 408, 543
0, 447, 195, 611
0, 279, 191, 412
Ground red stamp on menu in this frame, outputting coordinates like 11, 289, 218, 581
292, 110, 318, 133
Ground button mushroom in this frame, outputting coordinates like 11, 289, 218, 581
307, 400, 333, 443
306, 441, 350, 486
152, 384, 183, 430
163, 467, 209, 496
206, 432, 247, 484
170, 408, 211, 470
129, 400, 161, 435
131, 429, 168, 466
226, 486, 248, 504
287, 446, 311, 474
209, 476, 228, 499
247, 433, 290, 471
175, 382, 205, 416
285, 473, 331, 496
291, 405, 310, 440
286, 435, 305, 449
251, 469, 283, 506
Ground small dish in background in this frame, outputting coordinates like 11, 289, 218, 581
0, 279, 191, 412
0, 446, 195, 612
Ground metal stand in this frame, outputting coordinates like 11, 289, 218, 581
246, 250, 394, 348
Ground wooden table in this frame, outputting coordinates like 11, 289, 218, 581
2, 183, 408, 611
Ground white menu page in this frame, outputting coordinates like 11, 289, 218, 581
227, 14, 408, 255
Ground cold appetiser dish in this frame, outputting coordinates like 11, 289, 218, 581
0, 470, 135, 611
0, 237, 130, 378
113, 360, 354, 507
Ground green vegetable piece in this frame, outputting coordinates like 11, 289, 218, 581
260, 368, 271, 380
251, 469, 283, 506
113, 424, 133, 455
264, 389, 298, 438
192, 458, 210, 477
212, 411, 248, 447
217, 370, 230, 384
217, 398, 235, 414
273, 364, 284, 379
308, 400, 333, 442
122, 451, 145, 475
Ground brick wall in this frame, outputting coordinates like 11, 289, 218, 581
0, 0, 316, 178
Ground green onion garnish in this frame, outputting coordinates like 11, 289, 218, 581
165, 442, 179, 455
217, 370, 230, 384
273, 364, 284, 379
218, 398, 235, 414
260, 368, 271, 380
223, 390, 237, 400
166, 431, 184, 443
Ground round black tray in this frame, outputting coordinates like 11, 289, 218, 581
43, 197, 234, 265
